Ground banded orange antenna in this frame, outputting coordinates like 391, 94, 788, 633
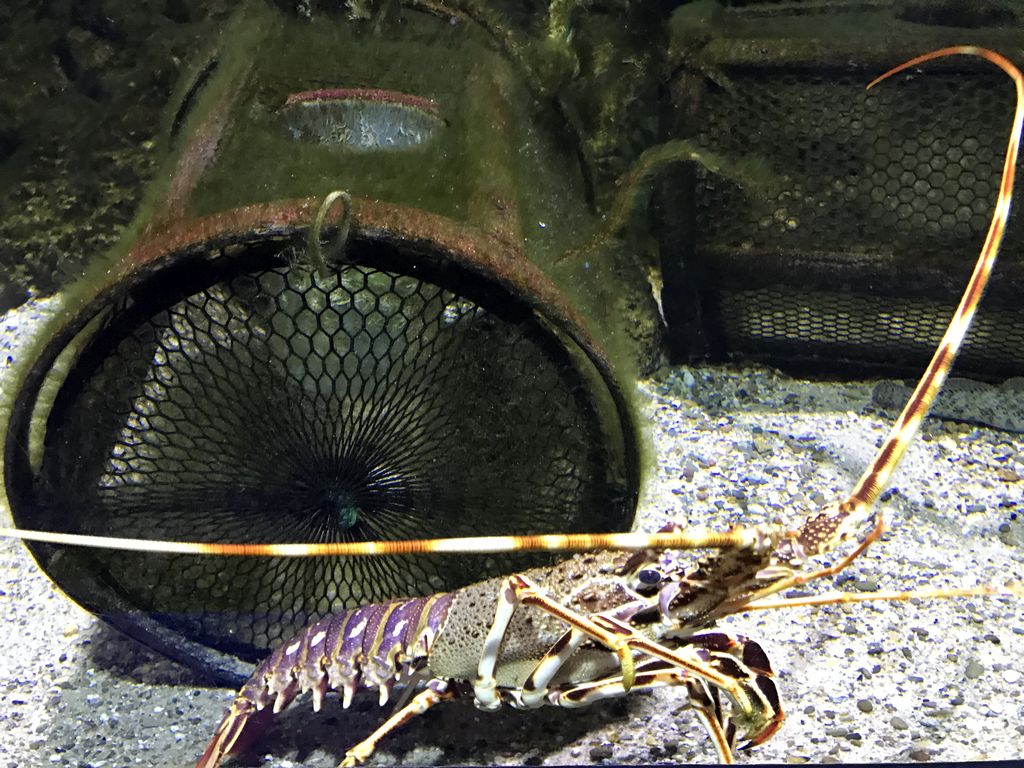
847, 45, 1024, 516
708, 45, 1024, 612
0, 526, 763, 557
1, 46, 1021, 560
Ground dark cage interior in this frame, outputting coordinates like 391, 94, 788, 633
6, 233, 637, 667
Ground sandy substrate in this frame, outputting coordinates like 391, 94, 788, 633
1, 298, 1023, 768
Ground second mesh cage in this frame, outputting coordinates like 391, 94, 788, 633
659, 3, 1024, 379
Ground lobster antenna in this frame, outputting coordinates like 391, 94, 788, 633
0, 526, 762, 557
740, 582, 1024, 613
1, 46, 1020, 559
844, 45, 1023, 517
778, 45, 1023, 563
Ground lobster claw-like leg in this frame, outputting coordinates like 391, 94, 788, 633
552, 661, 739, 760
687, 679, 737, 760
474, 574, 783, 763
687, 631, 785, 749
475, 575, 737, 704
523, 656, 769, 765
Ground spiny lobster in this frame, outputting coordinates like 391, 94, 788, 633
2, 46, 1023, 766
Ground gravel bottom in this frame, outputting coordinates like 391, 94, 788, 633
2, 300, 1024, 767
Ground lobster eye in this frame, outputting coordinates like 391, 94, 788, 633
637, 568, 663, 586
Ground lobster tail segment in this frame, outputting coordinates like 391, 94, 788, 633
194, 595, 454, 767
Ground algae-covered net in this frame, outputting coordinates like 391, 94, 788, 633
12, 236, 635, 663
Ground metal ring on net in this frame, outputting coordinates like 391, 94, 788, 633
3, 201, 640, 682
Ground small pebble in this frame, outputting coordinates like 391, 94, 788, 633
589, 745, 614, 761
856, 699, 873, 713
965, 660, 985, 679
853, 577, 878, 592
891, 717, 910, 730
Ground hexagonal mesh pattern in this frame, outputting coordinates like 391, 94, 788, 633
716, 288, 1024, 377
678, 66, 1024, 377
696, 71, 1018, 251
32, 246, 632, 660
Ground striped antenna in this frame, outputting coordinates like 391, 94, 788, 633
0, 526, 761, 557
1, 47, 1020, 560
823, 46, 1023, 545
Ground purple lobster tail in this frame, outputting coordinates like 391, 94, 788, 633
197, 593, 453, 768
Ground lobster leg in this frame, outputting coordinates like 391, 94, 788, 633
687, 681, 737, 764
540, 661, 738, 763
474, 573, 759, 727
474, 574, 786, 760
688, 633, 784, 749
340, 679, 457, 767
476, 574, 632, 710
519, 626, 589, 707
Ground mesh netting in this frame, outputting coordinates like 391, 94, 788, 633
673, 66, 1024, 377
715, 289, 1024, 377
696, 70, 1017, 252
26, 241, 632, 659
